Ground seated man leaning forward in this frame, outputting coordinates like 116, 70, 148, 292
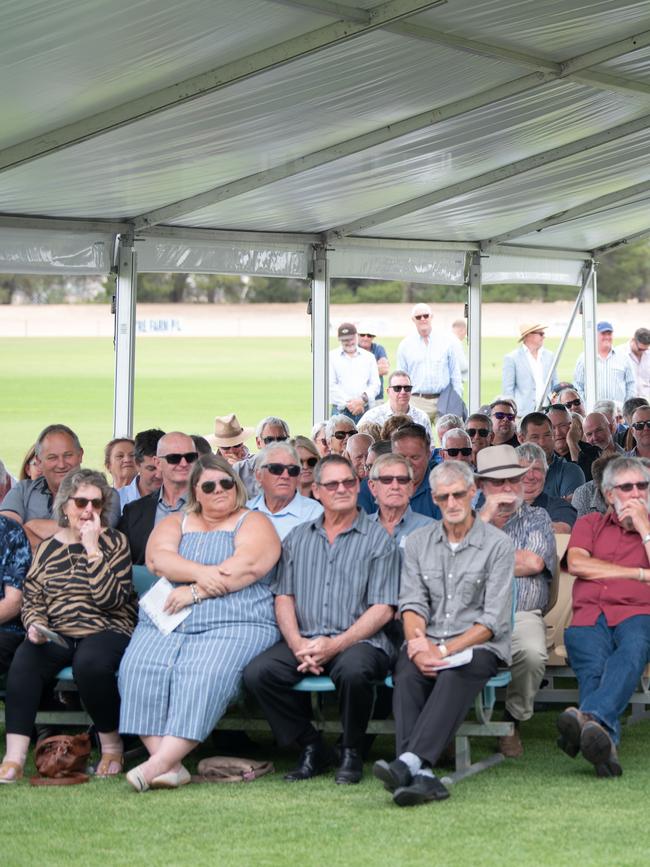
246, 442, 323, 540
243, 454, 400, 785
373, 461, 514, 807
557, 456, 650, 777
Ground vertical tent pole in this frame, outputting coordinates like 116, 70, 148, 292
113, 233, 137, 437
582, 262, 598, 411
467, 251, 482, 413
311, 244, 330, 425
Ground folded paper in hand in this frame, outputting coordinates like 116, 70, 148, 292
437, 647, 473, 669
139, 577, 192, 635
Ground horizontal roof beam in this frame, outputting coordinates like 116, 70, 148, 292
0, 0, 444, 176
0, 214, 129, 234
593, 227, 650, 256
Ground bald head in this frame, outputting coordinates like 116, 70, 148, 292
582, 413, 614, 451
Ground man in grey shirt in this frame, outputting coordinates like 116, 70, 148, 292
244, 454, 399, 786
373, 460, 514, 807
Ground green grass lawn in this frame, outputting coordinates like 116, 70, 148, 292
0, 336, 583, 475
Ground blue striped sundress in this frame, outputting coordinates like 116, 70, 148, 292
118, 514, 279, 741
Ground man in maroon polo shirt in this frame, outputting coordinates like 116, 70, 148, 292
556, 457, 650, 777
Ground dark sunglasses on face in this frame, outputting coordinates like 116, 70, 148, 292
262, 435, 288, 445
485, 476, 522, 487
414, 313, 430, 321
301, 457, 318, 468
493, 412, 516, 421
219, 443, 243, 452
632, 421, 650, 430
613, 481, 650, 492
317, 478, 357, 492
434, 489, 469, 503
262, 463, 301, 477
444, 447, 473, 457
563, 398, 582, 410
466, 428, 489, 438
358, 333, 375, 338
200, 479, 235, 493
390, 385, 413, 393
161, 452, 199, 465
375, 475, 411, 485
69, 497, 103, 509
332, 430, 354, 440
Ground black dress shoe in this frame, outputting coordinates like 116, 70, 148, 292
335, 748, 363, 785
580, 721, 623, 777
284, 742, 334, 782
372, 758, 412, 792
393, 773, 450, 807
556, 707, 586, 758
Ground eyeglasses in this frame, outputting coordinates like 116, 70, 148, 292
493, 412, 515, 421
200, 479, 235, 493
219, 443, 243, 452
358, 333, 375, 338
414, 313, 430, 321
69, 497, 103, 509
261, 463, 301, 477
632, 421, 650, 430
484, 476, 523, 487
262, 435, 288, 445
316, 478, 357, 492
466, 428, 489, 438
160, 452, 199, 465
612, 481, 650, 492
389, 385, 413, 393
375, 475, 411, 485
530, 331, 545, 337
434, 489, 470, 503
563, 399, 582, 410
444, 447, 473, 457
300, 457, 318, 468
332, 430, 354, 441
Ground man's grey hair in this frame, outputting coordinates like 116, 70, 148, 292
466, 413, 493, 434
441, 428, 471, 448
325, 415, 357, 441
313, 454, 356, 484
593, 399, 616, 420
35, 424, 82, 457
546, 403, 571, 418
256, 416, 290, 439
490, 395, 517, 414
436, 414, 463, 436
255, 442, 300, 470
369, 452, 413, 481
516, 443, 548, 473
429, 460, 475, 494
557, 387, 582, 402
311, 421, 326, 439
52, 468, 113, 527
601, 457, 650, 494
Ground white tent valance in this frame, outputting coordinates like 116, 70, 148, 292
0, 229, 112, 274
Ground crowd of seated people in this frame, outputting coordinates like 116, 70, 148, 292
1, 373, 650, 804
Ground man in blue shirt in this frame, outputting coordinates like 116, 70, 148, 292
358, 320, 389, 402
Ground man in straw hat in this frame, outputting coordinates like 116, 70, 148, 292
476, 445, 556, 759
502, 323, 557, 417
207, 414, 254, 466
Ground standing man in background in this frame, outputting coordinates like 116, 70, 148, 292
502, 323, 556, 417
574, 322, 636, 405
330, 323, 380, 424
618, 327, 650, 401
450, 319, 469, 384
357, 319, 390, 404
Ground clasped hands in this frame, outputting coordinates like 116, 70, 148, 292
292, 636, 341, 675
407, 628, 447, 678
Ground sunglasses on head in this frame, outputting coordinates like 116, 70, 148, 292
390, 384, 413, 393
493, 412, 516, 421
563, 398, 582, 410
375, 475, 411, 486
466, 428, 489, 438
414, 313, 430, 321
161, 452, 198, 465
317, 477, 357, 492
200, 478, 235, 493
613, 481, 650, 492
434, 489, 469, 503
332, 430, 354, 440
69, 496, 103, 509
632, 421, 650, 431
262, 463, 301, 477
262, 435, 288, 445
444, 447, 473, 457
301, 457, 318, 468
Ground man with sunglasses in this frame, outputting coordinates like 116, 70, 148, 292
118, 431, 197, 565
553, 387, 585, 418
247, 443, 322, 540
367, 454, 432, 545
558, 457, 650, 777
465, 413, 494, 463
489, 398, 520, 448
234, 416, 290, 498
476, 445, 557, 759
396, 304, 462, 423
618, 327, 650, 401
357, 370, 432, 439
357, 319, 390, 402
503, 323, 557, 418
244, 454, 399, 786
325, 415, 357, 455
627, 405, 650, 459
440, 429, 474, 468
329, 322, 381, 423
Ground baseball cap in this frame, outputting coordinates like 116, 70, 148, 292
597, 321, 613, 333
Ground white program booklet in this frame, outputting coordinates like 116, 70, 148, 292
139, 577, 192, 636
437, 647, 473, 669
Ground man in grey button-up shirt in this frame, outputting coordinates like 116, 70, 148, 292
373, 460, 513, 807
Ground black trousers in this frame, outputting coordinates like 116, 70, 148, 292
244, 640, 390, 751
0, 631, 23, 675
393, 646, 498, 766
5, 630, 131, 737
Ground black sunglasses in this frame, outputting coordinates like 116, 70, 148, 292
434, 489, 469, 503
161, 452, 198, 465
69, 496, 103, 509
300, 457, 318, 468
414, 313, 430, 320
358, 333, 375, 338
493, 412, 516, 421
390, 385, 413, 393
332, 430, 354, 440
200, 479, 235, 493
262, 435, 288, 445
613, 481, 650, 492
466, 428, 489, 438
375, 475, 411, 485
563, 398, 582, 410
261, 463, 301, 477
632, 421, 650, 431
444, 447, 473, 457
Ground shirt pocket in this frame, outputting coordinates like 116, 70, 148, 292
461, 571, 487, 608
420, 568, 445, 606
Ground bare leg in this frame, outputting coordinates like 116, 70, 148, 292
0, 733, 30, 781
132, 735, 199, 784
140, 735, 163, 756
96, 730, 124, 776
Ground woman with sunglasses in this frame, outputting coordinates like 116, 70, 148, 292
119, 454, 281, 792
0, 469, 137, 782
291, 436, 321, 498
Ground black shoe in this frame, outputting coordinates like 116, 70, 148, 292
393, 773, 450, 807
335, 748, 363, 785
556, 707, 586, 758
284, 742, 334, 782
580, 721, 623, 778
372, 758, 412, 792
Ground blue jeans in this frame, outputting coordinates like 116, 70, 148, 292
564, 613, 650, 743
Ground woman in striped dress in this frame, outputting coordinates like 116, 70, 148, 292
120, 453, 281, 792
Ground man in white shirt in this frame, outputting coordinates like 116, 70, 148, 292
396, 304, 462, 423
451, 319, 469, 383
357, 370, 432, 439
329, 323, 381, 423
617, 327, 650, 401
574, 321, 636, 405
502, 323, 556, 417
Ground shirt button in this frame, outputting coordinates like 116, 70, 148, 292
449, 573, 453, 578
447, 594, 452, 600
446, 613, 450, 618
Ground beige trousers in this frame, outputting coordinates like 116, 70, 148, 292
409, 394, 439, 426
505, 609, 548, 722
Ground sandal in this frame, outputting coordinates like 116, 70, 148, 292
95, 753, 124, 778
0, 760, 24, 784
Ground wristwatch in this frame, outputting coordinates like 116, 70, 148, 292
642, 532, 650, 545
438, 642, 449, 658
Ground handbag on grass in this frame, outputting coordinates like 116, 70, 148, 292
192, 756, 274, 783
30, 733, 92, 786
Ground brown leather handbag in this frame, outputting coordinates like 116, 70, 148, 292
30, 733, 92, 786
192, 756, 274, 783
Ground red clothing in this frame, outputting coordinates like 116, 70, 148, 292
568, 510, 650, 626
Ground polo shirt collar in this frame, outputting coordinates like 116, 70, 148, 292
311, 508, 368, 536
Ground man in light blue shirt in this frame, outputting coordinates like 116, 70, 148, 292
574, 321, 636, 405
247, 443, 322, 540
367, 453, 433, 548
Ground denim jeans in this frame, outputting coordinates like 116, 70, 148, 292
564, 613, 650, 744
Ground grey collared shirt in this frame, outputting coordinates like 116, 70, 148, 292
272, 510, 400, 656
500, 503, 557, 613
399, 517, 514, 664
1, 477, 120, 528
